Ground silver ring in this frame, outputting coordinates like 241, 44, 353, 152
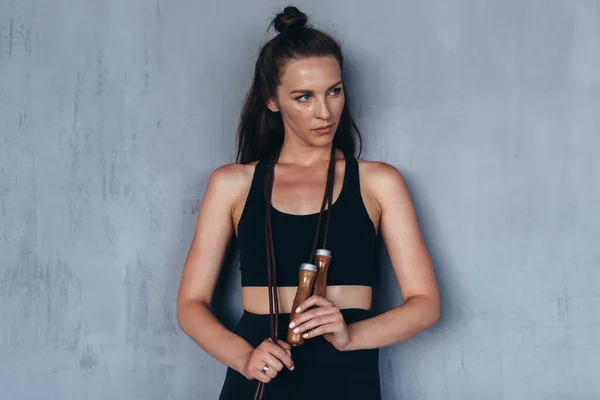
261, 364, 270, 374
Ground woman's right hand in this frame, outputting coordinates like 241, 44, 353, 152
242, 338, 294, 383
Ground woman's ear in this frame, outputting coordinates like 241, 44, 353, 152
266, 98, 280, 113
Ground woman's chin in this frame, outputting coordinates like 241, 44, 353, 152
310, 135, 335, 147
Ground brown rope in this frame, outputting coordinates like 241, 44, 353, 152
309, 144, 336, 263
254, 146, 337, 400
253, 380, 265, 400
321, 145, 337, 251
254, 150, 281, 400
264, 151, 280, 341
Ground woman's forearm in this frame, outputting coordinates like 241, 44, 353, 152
344, 294, 440, 351
177, 300, 253, 376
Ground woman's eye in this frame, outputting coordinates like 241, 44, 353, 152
296, 87, 342, 102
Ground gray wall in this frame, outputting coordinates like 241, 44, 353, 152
1, 0, 599, 399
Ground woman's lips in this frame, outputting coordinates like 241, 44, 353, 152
314, 124, 334, 134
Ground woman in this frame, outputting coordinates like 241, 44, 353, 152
177, 6, 440, 400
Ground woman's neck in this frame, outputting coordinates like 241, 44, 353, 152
277, 141, 334, 167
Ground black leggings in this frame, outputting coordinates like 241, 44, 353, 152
218, 309, 381, 400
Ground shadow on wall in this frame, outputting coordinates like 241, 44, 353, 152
371, 170, 456, 334
180, 169, 244, 332
211, 238, 244, 331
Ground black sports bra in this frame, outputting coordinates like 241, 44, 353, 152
237, 152, 378, 287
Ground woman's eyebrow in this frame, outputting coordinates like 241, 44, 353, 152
288, 80, 343, 94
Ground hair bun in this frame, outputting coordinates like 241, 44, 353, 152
272, 6, 308, 33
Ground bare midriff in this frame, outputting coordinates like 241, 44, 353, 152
242, 285, 372, 314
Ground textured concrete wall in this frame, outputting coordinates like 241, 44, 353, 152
1, 1, 599, 399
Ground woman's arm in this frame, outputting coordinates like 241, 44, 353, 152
344, 161, 440, 351
176, 164, 254, 375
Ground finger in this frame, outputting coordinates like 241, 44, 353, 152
254, 361, 278, 379
293, 313, 339, 335
257, 351, 285, 373
253, 369, 271, 383
264, 341, 294, 370
303, 321, 344, 339
261, 338, 288, 356
289, 306, 337, 329
296, 295, 335, 313
277, 340, 292, 353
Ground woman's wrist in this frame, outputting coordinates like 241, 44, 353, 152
233, 346, 254, 377
341, 323, 359, 352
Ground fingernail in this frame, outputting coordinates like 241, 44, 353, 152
289, 322, 295, 328
287, 350, 292, 356
290, 365, 295, 371
296, 306, 301, 313
293, 328, 299, 333
303, 333, 308, 338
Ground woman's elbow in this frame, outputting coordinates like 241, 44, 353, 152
175, 296, 204, 332
426, 294, 441, 328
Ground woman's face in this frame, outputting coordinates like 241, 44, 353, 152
267, 56, 345, 147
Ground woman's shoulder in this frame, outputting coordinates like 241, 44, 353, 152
204, 161, 260, 202
211, 161, 259, 181
356, 158, 409, 201
356, 158, 405, 182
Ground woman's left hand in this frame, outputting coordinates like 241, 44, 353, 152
288, 295, 351, 351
